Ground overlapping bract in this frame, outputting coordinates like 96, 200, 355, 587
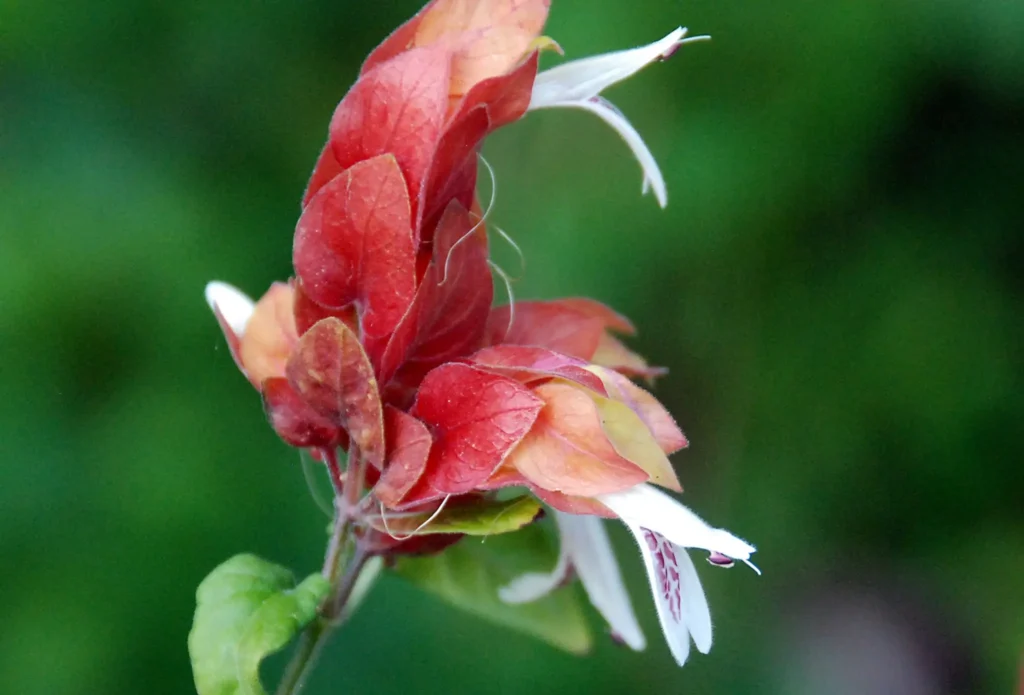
209, 0, 687, 531
204, 0, 760, 668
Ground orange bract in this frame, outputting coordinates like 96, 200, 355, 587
238, 283, 298, 387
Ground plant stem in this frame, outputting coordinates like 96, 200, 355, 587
273, 545, 371, 695
274, 446, 372, 695
326, 543, 371, 620
322, 511, 350, 582
273, 617, 328, 695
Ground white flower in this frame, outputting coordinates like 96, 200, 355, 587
598, 484, 758, 666
529, 28, 710, 207
500, 511, 646, 651
500, 483, 756, 666
204, 281, 254, 336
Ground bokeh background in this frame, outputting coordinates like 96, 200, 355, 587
2, 0, 1022, 693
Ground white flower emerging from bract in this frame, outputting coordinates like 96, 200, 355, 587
204, 281, 255, 336
500, 511, 646, 651
598, 484, 758, 666
529, 27, 710, 207
500, 483, 756, 667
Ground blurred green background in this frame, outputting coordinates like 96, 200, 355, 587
2, 0, 1022, 693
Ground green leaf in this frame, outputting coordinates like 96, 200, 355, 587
396, 524, 591, 654
188, 554, 330, 695
370, 494, 543, 537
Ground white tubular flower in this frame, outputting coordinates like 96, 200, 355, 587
499, 511, 646, 651
597, 483, 758, 666
500, 485, 755, 666
500, 482, 756, 666
529, 27, 710, 207
204, 281, 255, 337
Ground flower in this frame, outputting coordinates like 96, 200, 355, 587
529, 28, 710, 207
202, 0, 753, 665
502, 484, 758, 665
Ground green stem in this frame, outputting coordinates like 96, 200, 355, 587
273, 617, 328, 695
326, 543, 371, 620
274, 447, 372, 695
273, 546, 371, 695
322, 512, 350, 582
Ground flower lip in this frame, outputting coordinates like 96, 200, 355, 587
597, 483, 758, 568
570, 95, 669, 207
527, 27, 710, 208
620, 522, 711, 665
204, 281, 255, 337
529, 27, 708, 107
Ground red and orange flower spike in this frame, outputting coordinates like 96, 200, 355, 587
202, 0, 756, 673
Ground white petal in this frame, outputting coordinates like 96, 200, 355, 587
676, 548, 712, 654
499, 512, 646, 651
498, 533, 572, 604
530, 28, 690, 107
557, 513, 646, 651
598, 484, 757, 563
204, 281, 255, 337
625, 524, 696, 665
561, 97, 667, 207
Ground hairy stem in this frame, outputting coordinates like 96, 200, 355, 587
274, 447, 373, 695
273, 618, 328, 695
273, 546, 371, 695
326, 543, 371, 620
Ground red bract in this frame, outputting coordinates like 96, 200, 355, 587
468, 345, 608, 393
469, 344, 685, 492
378, 201, 492, 390
292, 279, 356, 337
293, 154, 417, 357
399, 363, 543, 505
303, 0, 549, 241
362, 0, 550, 96
313, 47, 451, 216
292, 1, 552, 392
506, 381, 650, 495
485, 298, 663, 379
284, 318, 385, 468
376, 405, 433, 508
262, 377, 339, 449
417, 52, 539, 236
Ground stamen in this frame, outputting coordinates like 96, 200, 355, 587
440, 154, 498, 286
741, 558, 762, 576
659, 34, 712, 61
488, 259, 516, 337
379, 495, 452, 541
492, 225, 526, 279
